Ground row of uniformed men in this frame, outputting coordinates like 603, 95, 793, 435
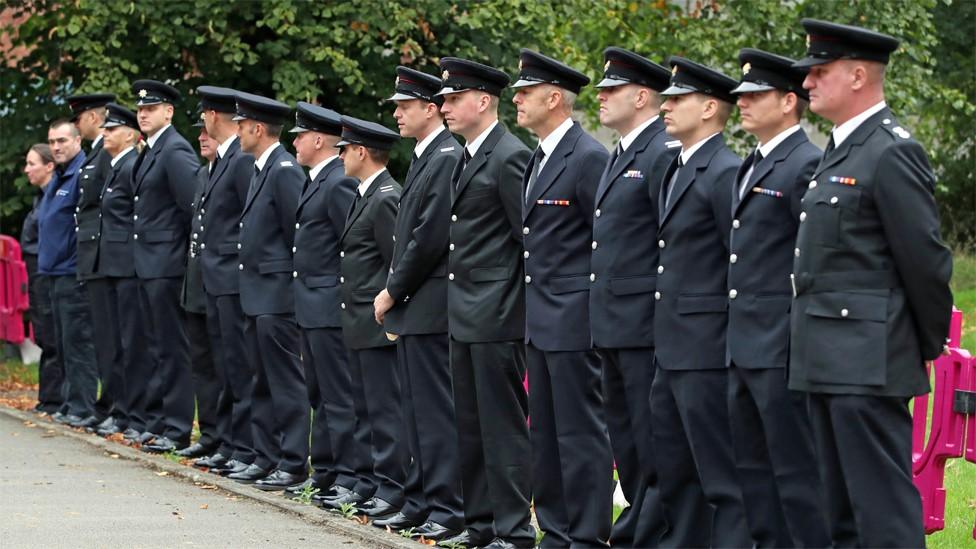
61, 15, 952, 549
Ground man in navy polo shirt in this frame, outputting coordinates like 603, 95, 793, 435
40, 119, 98, 425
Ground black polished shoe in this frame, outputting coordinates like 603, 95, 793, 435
96, 421, 124, 437
227, 463, 269, 483
175, 442, 215, 459
437, 530, 493, 548
121, 428, 141, 440
142, 436, 187, 454
73, 415, 101, 429
55, 413, 83, 425
136, 431, 159, 445
284, 478, 321, 498
319, 490, 367, 510
254, 469, 308, 491
411, 521, 463, 541
214, 459, 249, 476
372, 511, 425, 531
194, 453, 230, 469
357, 497, 400, 519
481, 539, 518, 549
86, 417, 113, 433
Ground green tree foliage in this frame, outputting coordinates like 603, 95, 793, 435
1, 0, 972, 250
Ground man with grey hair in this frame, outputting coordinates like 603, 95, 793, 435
511, 48, 611, 547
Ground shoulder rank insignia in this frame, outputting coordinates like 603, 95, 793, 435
751, 187, 783, 198
280, 160, 293, 167
440, 146, 456, 152
892, 126, 911, 139
665, 140, 682, 148
829, 176, 856, 186
380, 185, 395, 193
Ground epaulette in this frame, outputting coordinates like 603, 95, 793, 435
280, 160, 294, 167
665, 140, 682, 149
440, 146, 456, 153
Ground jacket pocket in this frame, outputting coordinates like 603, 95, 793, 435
804, 291, 887, 386
812, 187, 861, 248
352, 288, 380, 303
677, 293, 728, 314
145, 230, 176, 243
609, 275, 656, 296
105, 231, 129, 243
549, 274, 590, 294
470, 266, 510, 282
305, 274, 339, 288
218, 242, 239, 256
258, 258, 293, 274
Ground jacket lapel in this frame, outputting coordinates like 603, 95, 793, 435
241, 146, 283, 215
298, 158, 340, 210
206, 138, 238, 195
341, 171, 389, 242
404, 130, 451, 196
523, 123, 579, 218
734, 129, 809, 215
814, 108, 890, 178
595, 118, 665, 207
660, 134, 723, 227
452, 123, 505, 207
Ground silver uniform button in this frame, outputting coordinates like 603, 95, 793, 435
75, 227, 79, 232
340, 251, 345, 258
729, 289, 738, 299
197, 214, 201, 220
830, 196, 838, 205
133, 234, 138, 240
448, 273, 455, 281
292, 246, 297, 253
75, 207, 80, 213
292, 271, 298, 278
658, 240, 665, 248
591, 241, 598, 250
799, 212, 807, 222
523, 227, 530, 235
192, 233, 198, 239
237, 243, 242, 250
392, 235, 396, 242
730, 254, 737, 264
239, 222, 243, 228
200, 243, 206, 250
654, 291, 661, 300
295, 223, 300, 229
134, 196, 139, 201
525, 275, 531, 284
809, 180, 817, 189
133, 215, 138, 220
238, 263, 243, 270
340, 277, 344, 283
732, 219, 740, 229
449, 243, 455, 251
90, 235, 95, 240
340, 303, 345, 309
794, 247, 800, 257
451, 214, 458, 222
595, 209, 601, 218
589, 273, 596, 282
523, 250, 530, 259
841, 308, 849, 317
657, 265, 664, 274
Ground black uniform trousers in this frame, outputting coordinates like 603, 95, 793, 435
206, 293, 255, 464
106, 276, 145, 431
808, 393, 924, 548
728, 365, 829, 548
243, 313, 307, 474
87, 278, 124, 423
50, 276, 98, 418
599, 347, 667, 548
138, 277, 193, 442
528, 344, 612, 547
450, 339, 534, 546
301, 327, 369, 490
24, 255, 63, 413
397, 334, 464, 529
185, 310, 223, 451
347, 345, 407, 505
650, 367, 751, 548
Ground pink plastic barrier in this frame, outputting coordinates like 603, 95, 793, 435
911, 307, 976, 539
0, 235, 29, 345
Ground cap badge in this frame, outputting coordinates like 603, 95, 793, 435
742, 62, 751, 75
518, 59, 523, 70
671, 65, 678, 76
604, 60, 610, 72
442, 70, 449, 79
138, 89, 148, 98
395, 76, 400, 86
806, 34, 811, 48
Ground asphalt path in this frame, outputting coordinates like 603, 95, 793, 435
0, 412, 369, 548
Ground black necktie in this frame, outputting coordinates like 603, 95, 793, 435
608, 143, 622, 169
248, 165, 260, 197
665, 156, 684, 208
825, 135, 836, 156
739, 149, 763, 199
454, 149, 471, 190
405, 153, 419, 184
210, 153, 221, 177
525, 147, 546, 203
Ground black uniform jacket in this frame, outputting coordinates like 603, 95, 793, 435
237, 144, 304, 317
339, 170, 401, 349
522, 122, 606, 351
182, 165, 210, 314
590, 117, 680, 349
727, 129, 820, 369
447, 123, 531, 343
789, 108, 953, 396
131, 125, 199, 278
76, 137, 113, 279
199, 136, 253, 296
96, 147, 138, 278
293, 157, 357, 329
385, 129, 461, 336
654, 133, 740, 371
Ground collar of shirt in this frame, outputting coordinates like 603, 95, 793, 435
757, 124, 802, 159
253, 141, 281, 172
831, 101, 887, 148
537, 117, 574, 170
414, 125, 446, 158
680, 132, 720, 165
91, 134, 104, 150
465, 119, 499, 158
217, 134, 238, 158
620, 115, 659, 152
309, 154, 339, 181
146, 124, 171, 149
358, 167, 387, 196
110, 146, 134, 167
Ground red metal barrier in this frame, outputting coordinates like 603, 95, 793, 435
0, 235, 29, 345
911, 307, 976, 539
